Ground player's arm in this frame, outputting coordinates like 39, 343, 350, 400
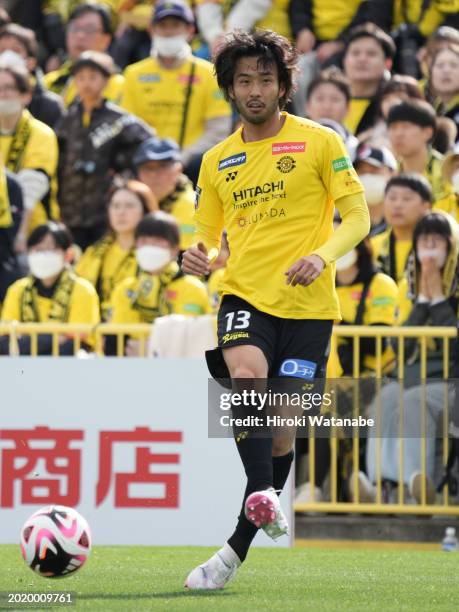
182, 159, 224, 276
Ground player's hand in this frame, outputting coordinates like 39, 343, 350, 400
182, 242, 210, 276
285, 255, 325, 287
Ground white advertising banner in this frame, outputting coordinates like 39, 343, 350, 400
0, 358, 293, 547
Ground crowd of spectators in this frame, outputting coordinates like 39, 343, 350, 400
0, 0, 458, 506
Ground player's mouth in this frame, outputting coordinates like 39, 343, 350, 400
247, 102, 265, 110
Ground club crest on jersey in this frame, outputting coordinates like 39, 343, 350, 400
276, 155, 296, 173
226, 171, 238, 182
272, 142, 305, 155
218, 153, 247, 171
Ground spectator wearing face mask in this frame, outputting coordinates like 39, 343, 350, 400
108, 211, 210, 355
44, 3, 125, 106
387, 99, 456, 217
0, 65, 59, 249
55, 51, 154, 250
371, 174, 432, 284
429, 44, 459, 141
0, 23, 64, 129
76, 180, 155, 320
122, 1, 232, 184
361, 212, 459, 506
305, 68, 359, 160
133, 136, 195, 252
354, 145, 397, 237
442, 143, 459, 222
0, 221, 99, 356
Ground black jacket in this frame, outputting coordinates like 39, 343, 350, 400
0, 171, 24, 302
28, 71, 65, 129
56, 99, 153, 229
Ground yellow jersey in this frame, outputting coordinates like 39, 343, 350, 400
121, 55, 231, 148
371, 230, 412, 284
111, 265, 211, 324
1, 271, 99, 324
44, 63, 125, 107
195, 112, 367, 320
0, 110, 59, 231
75, 237, 138, 320
159, 176, 196, 250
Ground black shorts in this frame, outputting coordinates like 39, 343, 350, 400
206, 295, 332, 386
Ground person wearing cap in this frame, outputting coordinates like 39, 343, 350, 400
44, 3, 125, 107
442, 143, 459, 222
134, 136, 196, 251
387, 99, 456, 216
107, 211, 211, 355
354, 145, 397, 237
121, 0, 232, 184
55, 50, 154, 250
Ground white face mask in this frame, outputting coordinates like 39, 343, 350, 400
0, 49, 27, 69
417, 247, 447, 268
136, 245, 171, 272
359, 173, 387, 206
451, 170, 459, 195
28, 251, 65, 279
153, 34, 189, 58
335, 249, 358, 272
0, 98, 22, 116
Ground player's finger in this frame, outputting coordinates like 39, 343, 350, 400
182, 256, 209, 275
285, 261, 302, 284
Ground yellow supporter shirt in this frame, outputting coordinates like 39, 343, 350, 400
76, 238, 138, 320
312, 0, 363, 41
111, 264, 211, 324
0, 110, 59, 231
371, 230, 412, 284
121, 55, 231, 148
44, 63, 125, 107
160, 176, 196, 250
343, 98, 370, 135
1, 272, 99, 324
195, 112, 368, 320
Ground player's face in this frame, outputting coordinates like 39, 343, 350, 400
306, 83, 349, 123
388, 121, 432, 157
108, 189, 145, 235
229, 57, 285, 125
384, 186, 429, 228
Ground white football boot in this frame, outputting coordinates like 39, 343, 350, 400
184, 543, 241, 590
244, 487, 289, 541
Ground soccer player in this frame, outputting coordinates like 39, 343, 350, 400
182, 30, 370, 589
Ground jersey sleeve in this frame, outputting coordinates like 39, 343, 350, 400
194, 156, 224, 256
1, 280, 23, 322
320, 129, 364, 202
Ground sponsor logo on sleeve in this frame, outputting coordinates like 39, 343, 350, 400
218, 153, 247, 171
272, 142, 306, 155
332, 156, 353, 172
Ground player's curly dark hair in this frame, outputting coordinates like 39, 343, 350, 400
214, 29, 298, 110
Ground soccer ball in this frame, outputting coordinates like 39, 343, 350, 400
20, 505, 91, 578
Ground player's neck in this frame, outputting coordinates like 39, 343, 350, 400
241, 111, 285, 143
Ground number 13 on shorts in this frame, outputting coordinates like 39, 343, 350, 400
225, 310, 251, 332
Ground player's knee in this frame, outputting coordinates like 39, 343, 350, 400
231, 365, 263, 379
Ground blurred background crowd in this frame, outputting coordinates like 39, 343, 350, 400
0, 0, 458, 507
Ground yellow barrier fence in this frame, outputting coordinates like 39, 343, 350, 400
0, 322, 457, 516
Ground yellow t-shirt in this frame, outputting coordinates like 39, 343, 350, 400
44, 65, 125, 107
160, 177, 196, 250
195, 112, 366, 319
111, 268, 211, 324
0, 110, 59, 231
371, 230, 412, 284
312, 0, 363, 41
121, 55, 231, 148
76, 239, 137, 320
1, 274, 99, 324
343, 98, 370, 135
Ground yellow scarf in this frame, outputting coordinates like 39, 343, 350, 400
0, 162, 11, 228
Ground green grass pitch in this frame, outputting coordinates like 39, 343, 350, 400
1, 545, 458, 611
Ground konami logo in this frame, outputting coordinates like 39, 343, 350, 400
272, 142, 306, 155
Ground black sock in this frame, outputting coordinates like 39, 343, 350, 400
273, 450, 294, 492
